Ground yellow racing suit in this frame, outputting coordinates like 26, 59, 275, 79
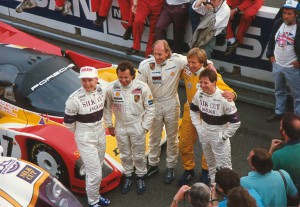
179, 67, 236, 171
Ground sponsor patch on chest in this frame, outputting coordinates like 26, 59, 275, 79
132, 88, 142, 95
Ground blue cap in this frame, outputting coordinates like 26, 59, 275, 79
282, 0, 298, 9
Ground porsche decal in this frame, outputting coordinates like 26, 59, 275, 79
31, 64, 74, 91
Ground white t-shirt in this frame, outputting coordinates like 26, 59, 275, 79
274, 23, 297, 67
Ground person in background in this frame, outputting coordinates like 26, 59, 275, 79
190, 0, 230, 59
125, 0, 164, 57
64, 66, 110, 207
266, 0, 300, 122
104, 61, 155, 195
54, 0, 72, 16
91, 0, 113, 26
137, 40, 187, 184
15, 0, 37, 13
224, 0, 264, 56
273, 0, 300, 22
118, 0, 136, 40
269, 113, 300, 197
16, 0, 71, 15
178, 48, 236, 187
171, 183, 212, 207
155, 0, 190, 53
241, 148, 298, 207
215, 168, 264, 207
190, 69, 240, 183
227, 186, 258, 207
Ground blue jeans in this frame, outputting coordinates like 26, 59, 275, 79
273, 62, 300, 115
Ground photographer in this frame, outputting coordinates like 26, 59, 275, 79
171, 183, 212, 207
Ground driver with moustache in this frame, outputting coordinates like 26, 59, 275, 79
104, 60, 155, 195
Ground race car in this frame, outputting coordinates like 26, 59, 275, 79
0, 146, 83, 207
0, 21, 123, 194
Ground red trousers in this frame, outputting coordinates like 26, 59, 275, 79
132, 0, 164, 57
118, 0, 134, 27
91, 0, 113, 17
226, 0, 264, 44
55, 0, 65, 7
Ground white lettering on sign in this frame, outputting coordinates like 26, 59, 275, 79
112, 6, 122, 20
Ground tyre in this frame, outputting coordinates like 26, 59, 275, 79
29, 142, 69, 186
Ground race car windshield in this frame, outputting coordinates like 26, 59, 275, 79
27, 68, 81, 116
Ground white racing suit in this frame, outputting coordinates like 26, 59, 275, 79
104, 79, 155, 177
190, 87, 240, 182
64, 84, 105, 205
137, 53, 187, 168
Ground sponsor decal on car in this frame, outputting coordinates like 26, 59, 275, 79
0, 100, 18, 117
17, 164, 42, 184
0, 159, 20, 174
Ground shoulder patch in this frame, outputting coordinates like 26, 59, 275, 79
184, 68, 192, 77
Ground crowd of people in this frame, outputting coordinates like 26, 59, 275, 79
14, 0, 300, 206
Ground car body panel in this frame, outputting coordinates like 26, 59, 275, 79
0, 154, 83, 207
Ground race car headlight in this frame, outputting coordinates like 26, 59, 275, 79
75, 157, 85, 179
52, 183, 63, 198
45, 177, 82, 207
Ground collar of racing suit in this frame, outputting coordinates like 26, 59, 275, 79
119, 79, 133, 89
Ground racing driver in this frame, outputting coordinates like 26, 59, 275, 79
137, 40, 187, 184
190, 69, 241, 183
104, 60, 155, 195
64, 66, 110, 207
178, 48, 236, 187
